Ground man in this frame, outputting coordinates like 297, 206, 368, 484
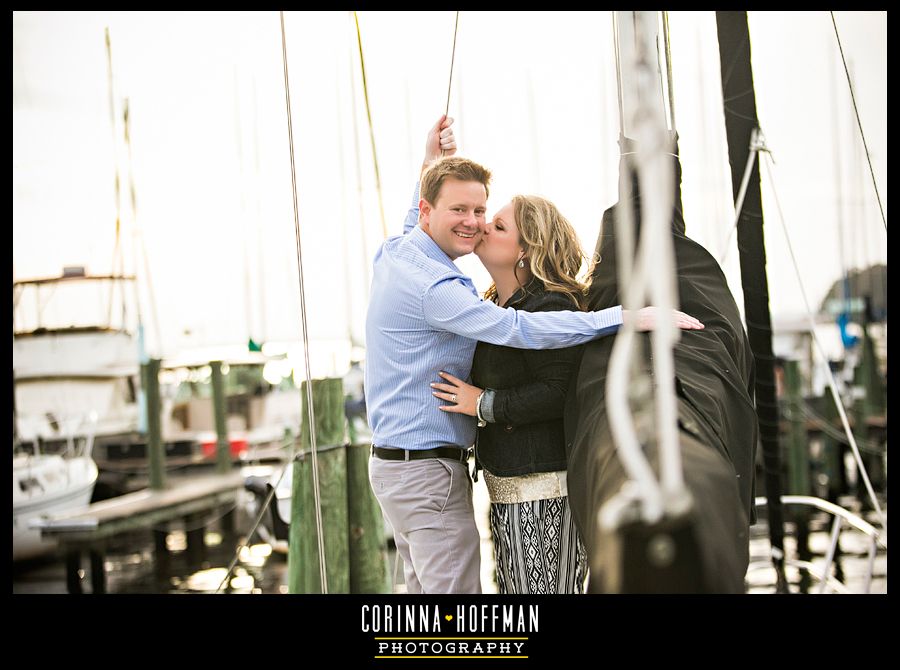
365, 116, 702, 593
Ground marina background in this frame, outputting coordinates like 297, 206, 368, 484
13, 11, 886, 369
13, 11, 886, 596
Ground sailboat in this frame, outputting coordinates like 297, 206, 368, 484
13, 451, 99, 561
13, 365, 99, 561
565, 11, 886, 594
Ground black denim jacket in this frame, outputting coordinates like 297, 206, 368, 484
471, 279, 584, 477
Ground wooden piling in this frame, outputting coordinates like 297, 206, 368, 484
185, 511, 207, 567
853, 322, 886, 505
89, 549, 106, 594
784, 359, 812, 591
142, 358, 166, 490
347, 443, 390, 593
821, 389, 846, 499
209, 361, 231, 474
288, 378, 349, 594
153, 526, 171, 582
784, 360, 811, 497
857, 319, 886, 418
65, 551, 82, 594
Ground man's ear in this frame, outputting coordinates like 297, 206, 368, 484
419, 198, 432, 229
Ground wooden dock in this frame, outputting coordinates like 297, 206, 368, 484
31, 470, 246, 594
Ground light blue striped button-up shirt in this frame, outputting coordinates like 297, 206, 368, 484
365, 184, 623, 451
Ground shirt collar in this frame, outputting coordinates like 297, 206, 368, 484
409, 224, 461, 273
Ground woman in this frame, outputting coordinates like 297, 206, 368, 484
430, 194, 592, 594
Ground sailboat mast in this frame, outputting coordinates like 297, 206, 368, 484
715, 11, 789, 593
830, 49, 851, 318
335, 58, 360, 350
234, 67, 255, 347
105, 27, 123, 329
251, 77, 267, 344
348, 12, 373, 296
525, 74, 542, 192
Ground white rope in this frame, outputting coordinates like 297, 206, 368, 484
754, 494, 883, 593
633, 95, 683, 498
755, 495, 883, 545
605, 11, 687, 525
279, 11, 329, 593
760, 151, 886, 532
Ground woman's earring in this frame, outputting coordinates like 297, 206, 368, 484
518, 259, 525, 268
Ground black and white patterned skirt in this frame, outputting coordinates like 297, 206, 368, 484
489, 495, 588, 594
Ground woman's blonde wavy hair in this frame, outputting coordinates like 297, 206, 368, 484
484, 195, 592, 309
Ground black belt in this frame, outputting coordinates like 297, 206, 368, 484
372, 445, 470, 464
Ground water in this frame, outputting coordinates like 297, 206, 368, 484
13, 502, 290, 594
12, 483, 885, 594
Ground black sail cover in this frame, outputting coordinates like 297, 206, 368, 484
564, 153, 759, 592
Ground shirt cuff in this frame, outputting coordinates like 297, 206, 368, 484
597, 304, 624, 331
480, 388, 497, 424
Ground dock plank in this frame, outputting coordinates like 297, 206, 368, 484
32, 471, 246, 542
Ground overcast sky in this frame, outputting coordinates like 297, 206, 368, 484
13, 11, 886, 373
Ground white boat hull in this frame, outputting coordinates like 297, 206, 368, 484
13, 455, 98, 561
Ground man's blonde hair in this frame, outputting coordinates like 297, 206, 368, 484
420, 156, 492, 206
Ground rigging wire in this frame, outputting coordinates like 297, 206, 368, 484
760, 151, 886, 532
216, 434, 296, 593
439, 11, 461, 159
612, 13, 625, 138
796, 401, 884, 454
661, 11, 676, 132
830, 12, 886, 233
444, 12, 460, 118
718, 128, 768, 265
278, 10, 329, 592
353, 12, 388, 239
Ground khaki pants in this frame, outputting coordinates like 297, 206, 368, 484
369, 456, 481, 594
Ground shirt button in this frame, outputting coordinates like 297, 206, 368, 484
504, 424, 514, 432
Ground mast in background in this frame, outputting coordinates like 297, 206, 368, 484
715, 11, 789, 593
